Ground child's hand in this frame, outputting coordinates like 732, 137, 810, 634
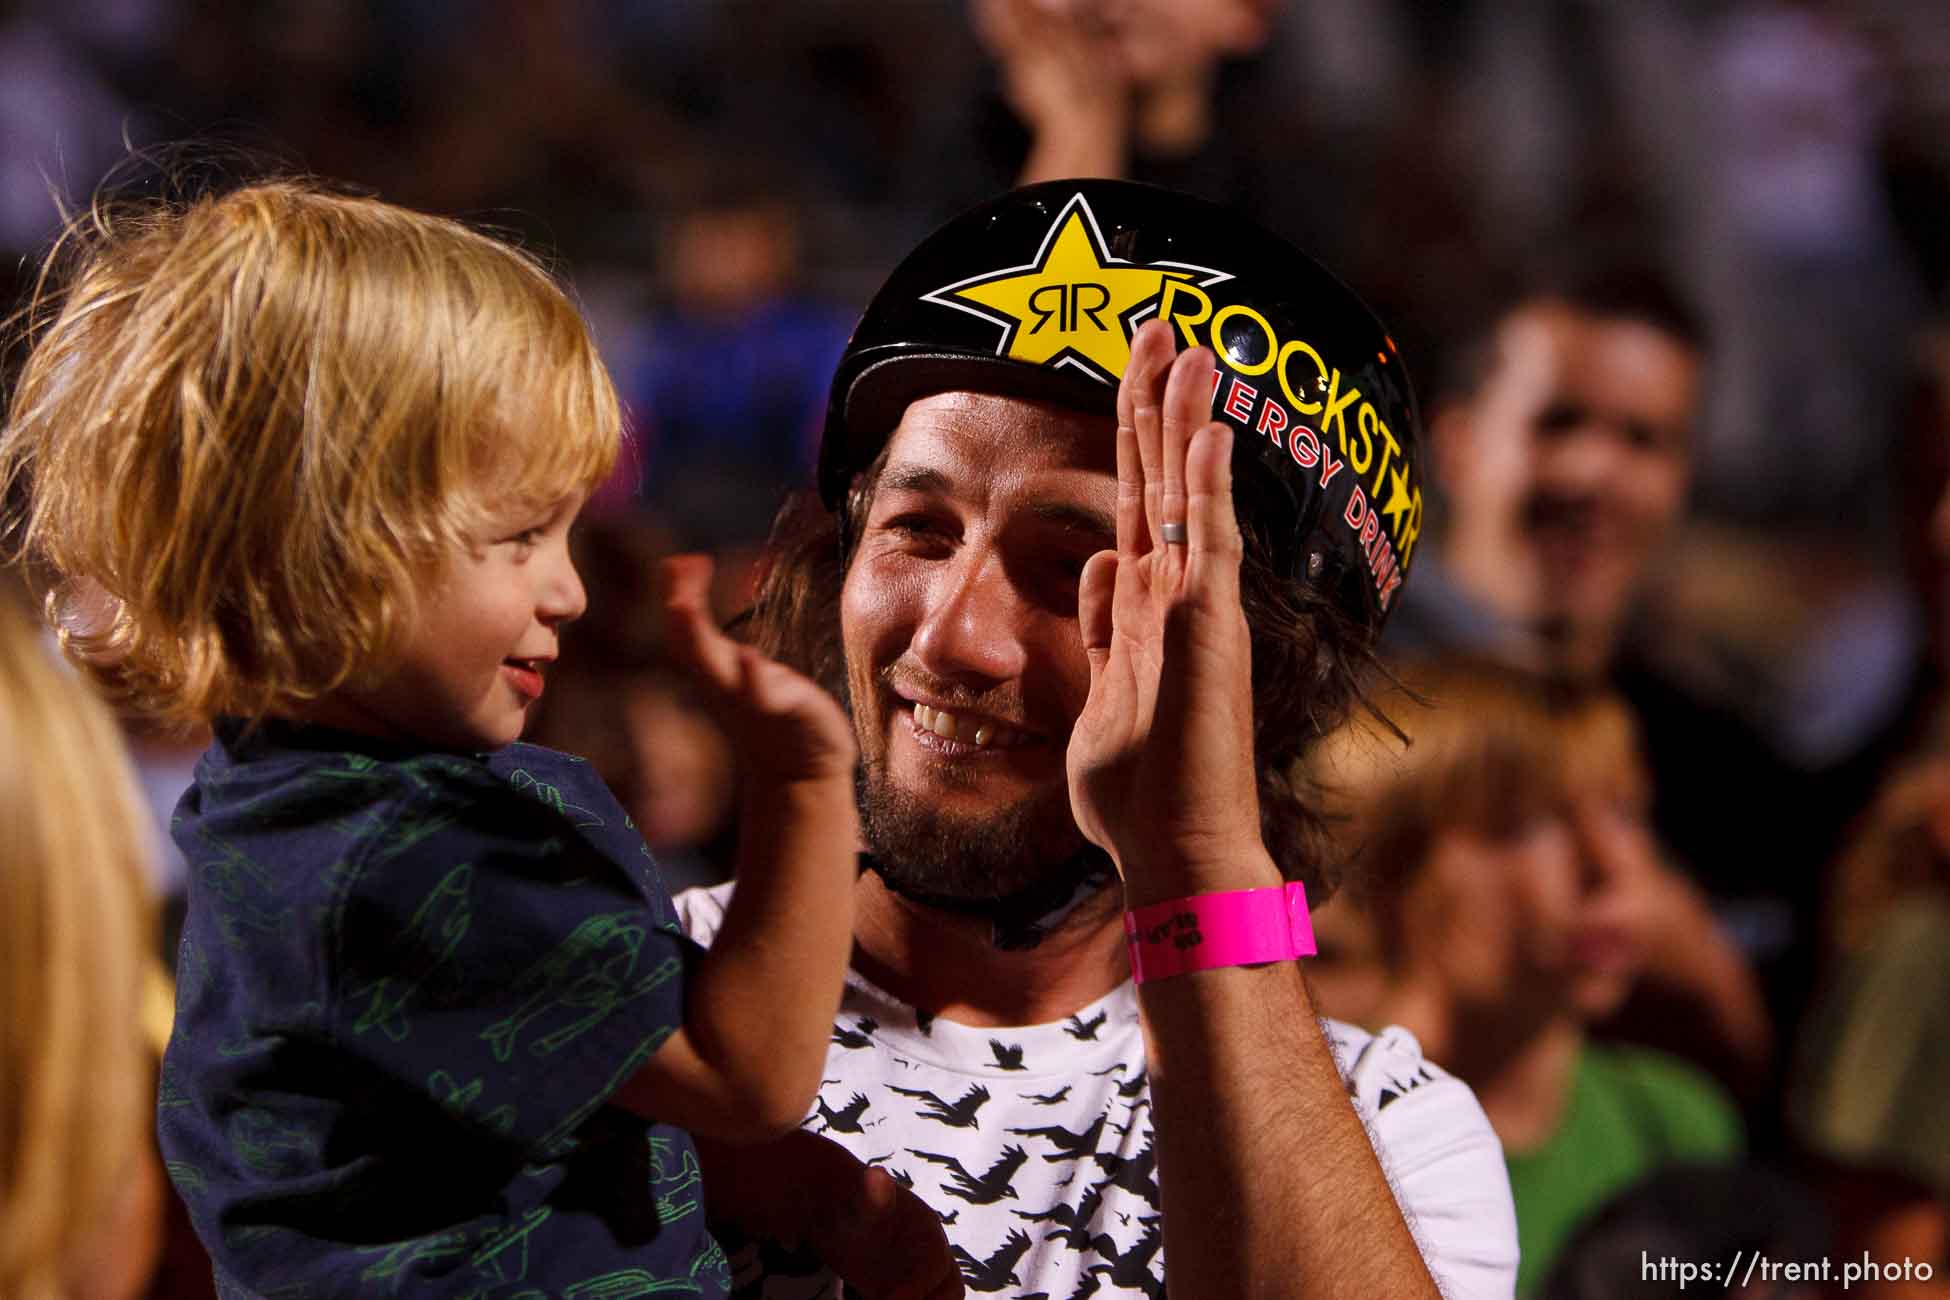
699, 1131, 966, 1300
662, 555, 856, 786
823, 1165, 966, 1300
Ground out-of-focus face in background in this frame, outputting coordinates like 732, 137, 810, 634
1554, 721, 1664, 1021
1437, 303, 1701, 672
1403, 782, 1653, 1027
1308, 673, 1667, 1032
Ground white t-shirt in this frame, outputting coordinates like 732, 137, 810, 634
676, 882, 1518, 1299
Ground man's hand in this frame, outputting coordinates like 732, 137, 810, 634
1067, 320, 1271, 900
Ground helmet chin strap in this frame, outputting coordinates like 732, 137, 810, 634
859, 851, 1118, 952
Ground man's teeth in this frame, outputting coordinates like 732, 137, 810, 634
913, 702, 1020, 748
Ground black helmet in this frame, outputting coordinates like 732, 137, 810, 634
820, 179, 1424, 633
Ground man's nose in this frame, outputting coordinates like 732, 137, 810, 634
1540, 422, 1631, 493
911, 549, 1027, 686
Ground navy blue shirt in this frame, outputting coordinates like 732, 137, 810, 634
159, 720, 731, 1298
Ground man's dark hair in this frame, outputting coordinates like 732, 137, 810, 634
1435, 246, 1708, 402
742, 450, 1385, 902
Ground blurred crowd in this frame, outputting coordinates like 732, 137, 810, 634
7, 0, 1950, 1296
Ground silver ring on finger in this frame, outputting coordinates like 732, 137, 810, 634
1160, 521, 1188, 545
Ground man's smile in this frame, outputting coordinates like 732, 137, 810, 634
902, 696, 1038, 751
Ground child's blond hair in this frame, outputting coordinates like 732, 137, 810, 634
0, 593, 157, 1298
0, 179, 621, 722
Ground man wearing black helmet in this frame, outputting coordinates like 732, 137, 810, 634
678, 182, 1518, 1299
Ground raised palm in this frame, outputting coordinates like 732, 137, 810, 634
1067, 321, 1264, 889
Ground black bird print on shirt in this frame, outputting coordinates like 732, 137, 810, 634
1087, 1217, 1165, 1294
1065, 1271, 1110, 1300
1114, 1070, 1147, 1100
1063, 1010, 1107, 1041
813, 1092, 877, 1134
1015, 1178, 1109, 1250
1091, 1140, 1160, 1205
831, 1016, 879, 1049
1022, 1085, 1072, 1106
915, 1008, 936, 1036
989, 1039, 1027, 1071
1008, 1111, 1108, 1161
1376, 1064, 1438, 1112
951, 1229, 1034, 1293
908, 1145, 1029, 1205
888, 1082, 991, 1128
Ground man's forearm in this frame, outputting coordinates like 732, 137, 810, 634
1134, 863, 1443, 1299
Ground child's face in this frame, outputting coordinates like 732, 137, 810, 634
356, 492, 589, 752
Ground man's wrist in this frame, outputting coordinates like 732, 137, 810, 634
1116, 842, 1282, 909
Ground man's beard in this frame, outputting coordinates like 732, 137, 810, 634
855, 756, 1115, 946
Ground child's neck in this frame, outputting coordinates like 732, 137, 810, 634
281, 694, 418, 747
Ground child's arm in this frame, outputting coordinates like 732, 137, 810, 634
612, 556, 860, 1142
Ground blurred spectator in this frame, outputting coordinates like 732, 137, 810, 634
973, 0, 1278, 185
1788, 753, 1950, 1297
1813, 327, 1950, 809
1687, 1, 1927, 532
1390, 253, 1839, 1039
1309, 660, 1747, 1296
1536, 1162, 1832, 1300
1772, 331, 1950, 1290
1395, 255, 1706, 681
958, 0, 1403, 273
0, 592, 165, 1299
618, 167, 852, 550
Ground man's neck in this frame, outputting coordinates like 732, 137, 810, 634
1438, 540, 1620, 678
850, 871, 1130, 1027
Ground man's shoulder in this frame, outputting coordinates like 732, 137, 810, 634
1326, 1020, 1476, 1122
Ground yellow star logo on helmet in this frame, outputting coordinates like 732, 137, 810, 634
922, 193, 1229, 385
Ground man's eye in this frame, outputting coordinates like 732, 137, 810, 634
506, 528, 544, 548
882, 514, 944, 539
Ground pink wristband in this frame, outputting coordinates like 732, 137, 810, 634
1123, 882, 1316, 984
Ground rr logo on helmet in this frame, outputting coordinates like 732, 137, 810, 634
921, 192, 1229, 386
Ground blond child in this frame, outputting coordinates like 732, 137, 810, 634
0, 180, 902, 1298
0, 595, 164, 1300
